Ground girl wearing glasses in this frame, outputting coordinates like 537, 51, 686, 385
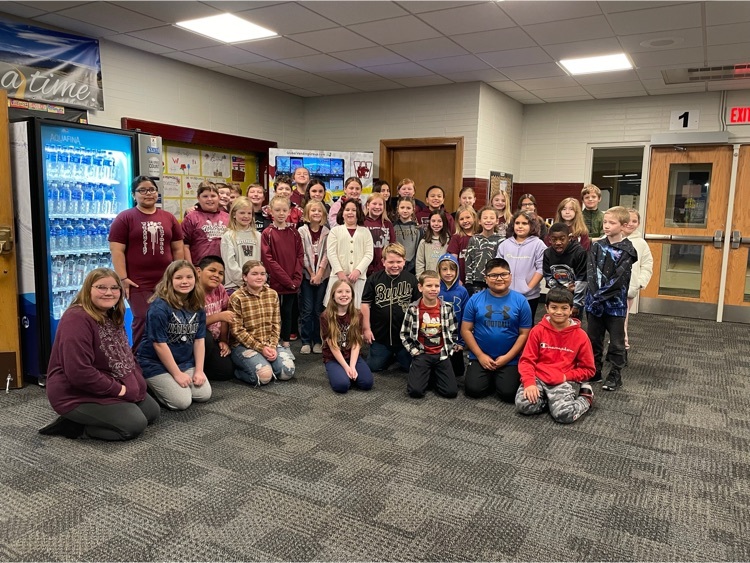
110, 176, 184, 351
39, 269, 160, 440
516, 193, 548, 239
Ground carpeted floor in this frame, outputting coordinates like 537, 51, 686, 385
0, 312, 748, 562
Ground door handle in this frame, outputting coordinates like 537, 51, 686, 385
644, 233, 671, 241
0, 226, 12, 254
714, 230, 724, 249
731, 230, 741, 249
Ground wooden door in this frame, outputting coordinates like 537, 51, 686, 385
723, 145, 750, 323
640, 145, 732, 320
0, 90, 23, 388
380, 137, 464, 210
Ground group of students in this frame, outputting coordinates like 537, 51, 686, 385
38, 172, 654, 441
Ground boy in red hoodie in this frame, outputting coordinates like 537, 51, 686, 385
261, 196, 303, 348
515, 288, 595, 424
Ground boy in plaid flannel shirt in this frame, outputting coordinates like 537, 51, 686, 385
400, 270, 458, 399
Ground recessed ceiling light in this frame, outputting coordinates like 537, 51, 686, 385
559, 53, 633, 75
176, 14, 277, 43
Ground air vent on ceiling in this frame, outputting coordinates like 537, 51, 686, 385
663, 64, 750, 84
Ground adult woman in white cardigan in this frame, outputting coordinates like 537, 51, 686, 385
324, 198, 374, 307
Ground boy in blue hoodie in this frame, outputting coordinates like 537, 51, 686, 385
437, 253, 469, 378
585, 206, 638, 392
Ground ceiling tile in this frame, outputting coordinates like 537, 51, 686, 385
239, 37, 318, 59
572, 69, 640, 85
280, 54, 356, 72
499, 1, 602, 25
331, 46, 409, 67
234, 60, 303, 78
305, 82, 361, 95
635, 67, 666, 80
498, 62, 567, 80
54, 2, 164, 33
393, 75, 453, 88
234, 3, 338, 35
441, 69, 509, 83
417, 3, 515, 35
366, 62, 434, 79
599, 2, 690, 14
504, 90, 545, 104
289, 27, 376, 52
607, 3, 702, 35
399, 2, 485, 14
32, 12, 118, 37
163, 51, 223, 68
449, 28, 536, 54
535, 86, 593, 99
349, 16, 442, 45
516, 76, 578, 90
487, 80, 526, 93
110, 1, 221, 23
591, 90, 650, 100
706, 2, 750, 26
583, 81, 647, 95
630, 47, 705, 68
644, 83, 706, 94
198, 1, 280, 11
351, 79, 404, 92
389, 38, 468, 61
618, 28, 704, 53
244, 75, 296, 90
542, 38, 624, 61
706, 22, 750, 47
304, 1, 408, 25
479, 47, 553, 68
15, 1, 88, 11
418, 54, 491, 73
288, 89, 321, 98
706, 79, 750, 91
317, 68, 382, 82
523, 15, 615, 45
185, 45, 267, 66
707, 43, 750, 64
105, 34, 175, 54
128, 25, 223, 50
211, 66, 261, 80
0, 2, 47, 18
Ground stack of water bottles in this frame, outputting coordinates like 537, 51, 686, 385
45, 144, 122, 320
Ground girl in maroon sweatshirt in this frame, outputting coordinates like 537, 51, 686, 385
261, 196, 304, 347
40, 268, 160, 440
363, 193, 395, 276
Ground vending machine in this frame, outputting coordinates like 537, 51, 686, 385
9, 118, 144, 381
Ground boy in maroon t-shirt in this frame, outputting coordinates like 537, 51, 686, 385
399, 270, 458, 399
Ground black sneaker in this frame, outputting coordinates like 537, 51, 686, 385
589, 373, 602, 383
39, 416, 84, 439
602, 374, 618, 391
579, 383, 594, 406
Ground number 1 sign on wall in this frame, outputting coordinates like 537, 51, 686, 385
670, 109, 700, 130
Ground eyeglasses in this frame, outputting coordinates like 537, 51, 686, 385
521, 201, 535, 207
135, 187, 157, 194
93, 285, 122, 293
485, 272, 511, 280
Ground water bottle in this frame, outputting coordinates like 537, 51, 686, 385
57, 147, 70, 180
102, 185, 116, 215
93, 183, 105, 215
86, 255, 100, 274
62, 220, 74, 252
47, 181, 60, 215
63, 257, 76, 288
98, 255, 111, 270
74, 220, 87, 251
69, 182, 83, 215
80, 149, 94, 181
69, 147, 82, 180
45, 145, 59, 181
51, 257, 64, 289
50, 219, 61, 252
102, 151, 115, 182
58, 182, 71, 215
53, 294, 64, 320
80, 183, 94, 215
74, 257, 87, 286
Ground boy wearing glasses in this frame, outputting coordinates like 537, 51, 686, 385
461, 258, 532, 402
110, 176, 184, 350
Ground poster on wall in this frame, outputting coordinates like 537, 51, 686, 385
166, 146, 200, 175
489, 170, 513, 205
161, 175, 182, 197
268, 148, 374, 202
202, 150, 230, 178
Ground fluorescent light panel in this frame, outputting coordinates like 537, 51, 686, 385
176, 14, 277, 43
559, 53, 632, 75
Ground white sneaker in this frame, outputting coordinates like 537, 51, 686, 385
312, 343, 323, 354
300, 344, 312, 354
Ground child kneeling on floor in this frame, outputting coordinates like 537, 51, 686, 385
400, 270, 458, 399
515, 288, 595, 424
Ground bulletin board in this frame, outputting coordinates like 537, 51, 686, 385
160, 140, 258, 220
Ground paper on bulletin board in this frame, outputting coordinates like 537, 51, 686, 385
202, 151, 230, 178
232, 155, 245, 182
161, 198, 181, 220
161, 175, 182, 197
184, 176, 202, 199
166, 146, 200, 175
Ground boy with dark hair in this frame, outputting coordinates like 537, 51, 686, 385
543, 222, 588, 318
461, 258, 532, 402
585, 206, 638, 391
362, 243, 421, 372
437, 253, 469, 378
196, 255, 234, 381
400, 270, 459, 399
515, 288, 595, 423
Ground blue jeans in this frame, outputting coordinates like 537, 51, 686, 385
366, 341, 412, 372
231, 345, 295, 386
325, 357, 374, 393
299, 278, 326, 345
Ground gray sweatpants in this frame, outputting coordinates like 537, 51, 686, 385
515, 379, 590, 424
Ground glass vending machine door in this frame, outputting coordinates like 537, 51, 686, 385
41, 124, 134, 339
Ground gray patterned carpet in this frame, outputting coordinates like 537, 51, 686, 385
1, 313, 749, 562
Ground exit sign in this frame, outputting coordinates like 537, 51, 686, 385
729, 107, 750, 124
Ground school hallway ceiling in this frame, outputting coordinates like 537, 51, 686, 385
2, 1, 750, 102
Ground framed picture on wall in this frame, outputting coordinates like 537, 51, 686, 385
489, 170, 513, 203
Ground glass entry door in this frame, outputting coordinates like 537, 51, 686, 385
640, 146, 732, 320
